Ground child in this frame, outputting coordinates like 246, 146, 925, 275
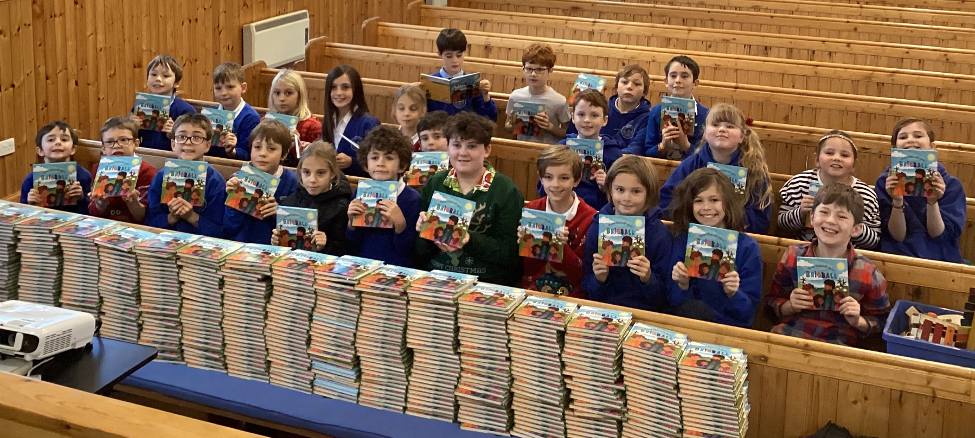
21, 121, 92, 214
89, 117, 158, 223
322, 64, 380, 178
657, 103, 773, 233
426, 28, 498, 121
667, 168, 762, 328
521, 145, 597, 297
779, 130, 881, 249
766, 183, 890, 347
146, 114, 227, 236
876, 118, 966, 263
393, 84, 427, 151
417, 110, 450, 152
582, 155, 672, 311
211, 62, 261, 160
414, 112, 523, 285
630, 56, 709, 160
136, 55, 197, 150
346, 126, 421, 266
568, 64, 652, 149
223, 119, 300, 244
505, 43, 572, 145
268, 69, 323, 166
272, 141, 352, 255
560, 89, 622, 210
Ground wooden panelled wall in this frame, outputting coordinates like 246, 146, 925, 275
0, 0, 412, 199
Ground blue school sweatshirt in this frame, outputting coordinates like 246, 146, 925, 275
346, 184, 421, 267
208, 102, 261, 161
20, 165, 93, 215
552, 133, 622, 211
146, 164, 226, 237
567, 95, 651, 150
582, 204, 672, 312
334, 114, 381, 178
139, 97, 197, 151
666, 230, 762, 327
875, 164, 966, 263
657, 144, 772, 234
222, 169, 300, 244
629, 100, 709, 160
425, 68, 499, 122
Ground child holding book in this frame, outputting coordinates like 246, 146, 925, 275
667, 168, 762, 327
426, 28, 497, 121
582, 155, 672, 311
766, 183, 890, 346
271, 141, 351, 255
560, 89, 621, 210
567, 64, 652, 148
322, 64, 380, 178
135, 55, 197, 150
223, 119, 300, 244
89, 117, 158, 223
778, 130, 880, 249
414, 112, 523, 285
877, 118, 966, 263
346, 126, 421, 266
146, 114, 226, 236
657, 103, 773, 234
505, 43, 572, 145
631, 56, 709, 160
210, 62, 261, 161
521, 145, 597, 297
417, 111, 449, 152
268, 69, 322, 166
20, 121, 92, 214
393, 84, 427, 151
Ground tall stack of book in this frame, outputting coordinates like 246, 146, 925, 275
135, 231, 201, 361
621, 322, 688, 437
677, 342, 750, 438
564, 306, 633, 438
55, 217, 118, 317
405, 270, 477, 421
455, 283, 526, 435
222, 244, 290, 382
15, 211, 80, 306
177, 237, 243, 371
0, 204, 40, 300
308, 255, 382, 401
509, 295, 578, 438
94, 226, 157, 343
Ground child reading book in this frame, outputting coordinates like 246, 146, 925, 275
21, 121, 92, 214
417, 111, 449, 152
134, 55, 197, 150
393, 84, 427, 151
268, 69, 323, 166
560, 89, 622, 210
425, 28, 497, 121
505, 43, 572, 145
766, 183, 891, 346
89, 117, 158, 223
322, 64, 380, 178
631, 56, 709, 160
667, 168, 761, 327
210, 62, 261, 160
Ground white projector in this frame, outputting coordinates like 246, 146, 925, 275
0, 301, 96, 361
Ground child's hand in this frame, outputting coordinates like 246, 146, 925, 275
533, 111, 553, 131
270, 228, 281, 246
628, 255, 652, 283
556, 226, 569, 243
884, 173, 904, 202
336, 153, 353, 170
256, 197, 278, 219
225, 176, 240, 192
122, 186, 142, 205
66, 182, 83, 203
130, 113, 143, 126
719, 271, 740, 297
592, 254, 609, 283
378, 199, 406, 233
672, 261, 690, 290
836, 296, 862, 327
26, 188, 39, 205
661, 124, 687, 148
90, 192, 108, 212
348, 199, 366, 221
516, 225, 528, 242
161, 118, 174, 134
925, 171, 946, 205
478, 79, 492, 99
415, 211, 429, 232
222, 132, 237, 157
311, 230, 327, 251
788, 287, 814, 313
593, 168, 607, 188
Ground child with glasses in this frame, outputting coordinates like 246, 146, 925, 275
88, 117, 158, 223
505, 43, 571, 144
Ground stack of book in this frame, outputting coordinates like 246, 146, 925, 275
177, 237, 243, 371
509, 295, 578, 438
94, 226, 157, 343
405, 270, 477, 421
621, 322, 688, 437
15, 211, 80, 306
0, 204, 39, 300
308, 255, 382, 401
135, 231, 201, 361
455, 283, 526, 435
54, 217, 118, 316
564, 306, 633, 437
222, 244, 290, 382
677, 342, 750, 438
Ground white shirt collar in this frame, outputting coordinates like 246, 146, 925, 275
220, 99, 247, 116
334, 112, 353, 148
546, 193, 580, 221
439, 67, 465, 79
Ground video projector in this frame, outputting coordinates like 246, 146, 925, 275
0, 300, 96, 362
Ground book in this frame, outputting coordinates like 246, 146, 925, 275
567, 73, 607, 107
797, 257, 850, 311
510, 101, 547, 142
351, 179, 398, 228
685, 224, 739, 281
226, 164, 280, 218
32, 162, 78, 207
659, 95, 697, 159
92, 156, 143, 198
518, 208, 566, 263
132, 92, 173, 131
891, 148, 938, 198
565, 137, 604, 181
201, 107, 236, 146
419, 191, 475, 248
276, 206, 318, 250
263, 112, 299, 132
420, 72, 481, 106
160, 159, 208, 207
808, 179, 822, 198
597, 214, 645, 267
707, 162, 747, 196
405, 151, 448, 187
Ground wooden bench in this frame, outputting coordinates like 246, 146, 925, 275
785, 0, 975, 13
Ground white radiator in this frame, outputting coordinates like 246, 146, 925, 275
243, 10, 310, 68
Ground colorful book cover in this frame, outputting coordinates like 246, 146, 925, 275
518, 208, 566, 263
132, 92, 173, 131
623, 322, 688, 359
94, 226, 158, 252
890, 148, 938, 198
707, 162, 747, 197
351, 179, 398, 228
678, 341, 746, 376
513, 295, 578, 326
567, 73, 607, 107
317, 255, 383, 280
566, 137, 605, 181
32, 162, 78, 207
808, 179, 822, 198
410, 269, 478, 291
227, 243, 291, 265
177, 236, 245, 261
685, 224, 739, 281
459, 283, 527, 311
405, 151, 448, 187
567, 305, 633, 335
419, 191, 475, 248
797, 257, 850, 311
201, 107, 236, 146
276, 206, 318, 250
264, 112, 299, 132
659, 95, 697, 158
53, 217, 119, 238
0, 204, 41, 225
511, 101, 547, 142
14, 210, 79, 229
272, 250, 337, 275
597, 214, 645, 267
226, 164, 280, 218
93, 156, 142, 198
160, 159, 208, 207
135, 231, 201, 253
359, 265, 426, 290
419, 72, 480, 106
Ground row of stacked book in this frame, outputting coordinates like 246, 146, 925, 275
0, 200, 749, 437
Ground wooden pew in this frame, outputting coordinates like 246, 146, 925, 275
793, 0, 975, 13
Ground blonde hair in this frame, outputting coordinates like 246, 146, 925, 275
298, 140, 342, 187
704, 103, 772, 209
392, 84, 427, 123
269, 69, 312, 120
604, 155, 660, 214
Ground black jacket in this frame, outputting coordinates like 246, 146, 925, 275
280, 174, 352, 256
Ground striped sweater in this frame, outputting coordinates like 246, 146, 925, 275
777, 169, 880, 250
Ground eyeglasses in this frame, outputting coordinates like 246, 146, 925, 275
174, 135, 207, 145
103, 137, 136, 148
523, 66, 549, 75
